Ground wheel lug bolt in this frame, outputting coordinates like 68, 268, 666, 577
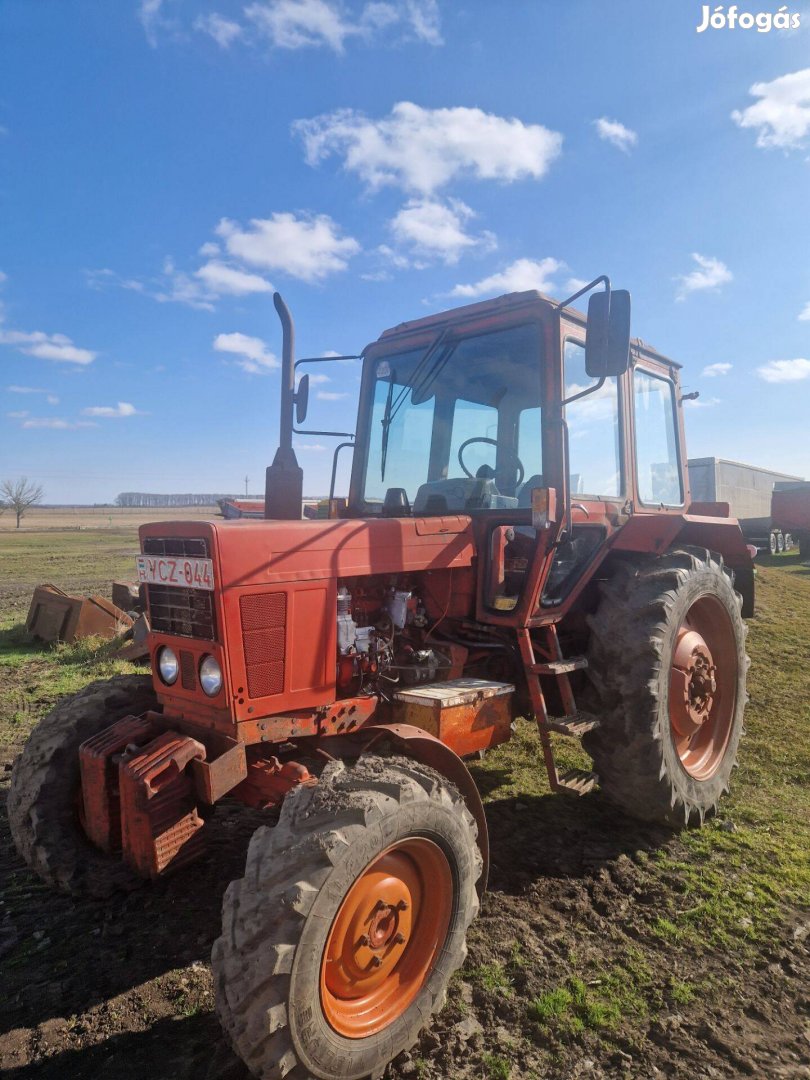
370, 955, 383, 968
395, 900, 409, 911
394, 932, 406, 945
357, 935, 370, 947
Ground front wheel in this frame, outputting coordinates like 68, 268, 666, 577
7, 675, 158, 896
584, 549, 748, 827
212, 755, 482, 1080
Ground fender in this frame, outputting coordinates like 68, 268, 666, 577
611, 512, 756, 616
355, 723, 489, 893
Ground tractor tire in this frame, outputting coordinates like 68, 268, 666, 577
212, 754, 482, 1080
7, 674, 157, 897
801, 534, 810, 561
777, 531, 786, 554
583, 549, 748, 828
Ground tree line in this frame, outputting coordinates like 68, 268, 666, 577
115, 493, 244, 507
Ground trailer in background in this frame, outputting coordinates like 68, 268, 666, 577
688, 457, 804, 554
771, 482, 810, 559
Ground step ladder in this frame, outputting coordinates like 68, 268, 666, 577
517, 625, 599, 796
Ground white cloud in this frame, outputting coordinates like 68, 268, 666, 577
194, 12, 243, 47
195, 260, 273, 296
317, 390, 349, 400
86, 267, 146, 294
216, 212, 360, 282
388, 198, 494, 265
799, 301, 810, 321
243, 0, 440, 52
82, 401, 140, 418
675, 253, 732, 300
139, 0, 174, 47
21, 417, 97, 430
154, 258, 215, 310
46, 394, 59, 405
0, 270, 7, 285
7, 410, 29, 419
0, 329, 96, 364
199, 241, 220, 257
593, 117, 638, 152
732, 68, 810, 149
756, 358, 810, 383
213, 331, 279, 374
294, 101, 563, 194
405, 0, 442, 44
293, 441, 327, 451
245, 0, 368, 51
684, 396, 721, 409
307, 373, 331, 384
7, 385, 51, 394
701, 362, 732, 377
450, 257, 564, 299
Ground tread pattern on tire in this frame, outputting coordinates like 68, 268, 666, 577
7, 674, 157, 897
582, 547, 749, 828
212, 754, 482, 1080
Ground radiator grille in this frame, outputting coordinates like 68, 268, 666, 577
180, 650, 197, 691
143, 536, 209, 559
240, 593, 286, 698
143, 537, 216, 640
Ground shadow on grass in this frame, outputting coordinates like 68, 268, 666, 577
0, 783, 276, 1039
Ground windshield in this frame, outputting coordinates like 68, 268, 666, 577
359, 322, 543, 515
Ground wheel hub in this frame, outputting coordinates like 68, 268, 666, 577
670, 628, 717, 737
320, 838, 452, 1038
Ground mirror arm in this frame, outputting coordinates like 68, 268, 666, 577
561, 374, 606, 408
558, 275, 610, 312
329, 441, 355, 502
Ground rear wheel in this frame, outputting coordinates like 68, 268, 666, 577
7, 675, 157, 896
584, 549, 748, 827
769, 531, 778, 556
777, 531, 786, 554
212, 755, 482, 1080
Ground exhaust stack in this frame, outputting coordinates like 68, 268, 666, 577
264, 292, 304, 520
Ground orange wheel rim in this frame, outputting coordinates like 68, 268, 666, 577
669, 595, 738, 780
320, 837, 453, 1038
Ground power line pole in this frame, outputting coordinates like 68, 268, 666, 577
244, 475, 249, 497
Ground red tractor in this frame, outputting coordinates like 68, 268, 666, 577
9, 279, 753, 1080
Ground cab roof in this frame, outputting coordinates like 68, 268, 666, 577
374, 289, 681, 371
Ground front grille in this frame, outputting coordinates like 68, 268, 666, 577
143, 536, 216, 640
180, 650, 197, 691
143, 536, 209, 559
240, 593, 286, 699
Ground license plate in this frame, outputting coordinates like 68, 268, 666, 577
136, 555, 214, 591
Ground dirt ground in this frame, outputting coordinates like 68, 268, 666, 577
1, 528, 808, 1080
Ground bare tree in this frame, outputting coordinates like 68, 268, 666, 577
1, 477, 44, 528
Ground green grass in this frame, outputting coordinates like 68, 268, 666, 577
0, 527, 144, 750
468, 962, 512, 994
482, 1053, 511, 1079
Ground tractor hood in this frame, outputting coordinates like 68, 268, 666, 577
140, 515, 475, 592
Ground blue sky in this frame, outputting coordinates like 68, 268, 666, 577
1, 0, 809, 503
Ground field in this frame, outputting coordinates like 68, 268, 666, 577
0, 517, 808, 1080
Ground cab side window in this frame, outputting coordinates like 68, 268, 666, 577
634, 368, 683, 506
564, 340, 621, 497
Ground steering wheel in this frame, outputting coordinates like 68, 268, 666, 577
457, 437, 525, 488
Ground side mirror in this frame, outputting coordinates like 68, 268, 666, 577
585, 289, 631, 379
294, 373, 309, 424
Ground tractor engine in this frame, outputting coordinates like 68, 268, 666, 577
334, 580, 443, 695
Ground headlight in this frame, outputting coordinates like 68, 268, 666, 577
158, 646, 179, 685
199, 654, 223, 697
